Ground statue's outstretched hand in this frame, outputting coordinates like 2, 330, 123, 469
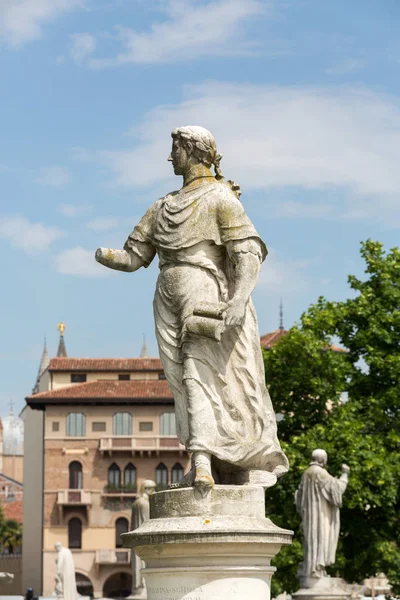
95, 247, 109, 266
341, 464, 350, 473
224, 300, 246, 328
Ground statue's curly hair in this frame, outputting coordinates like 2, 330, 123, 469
171, 126, 241, 198
171, 126, 223, 179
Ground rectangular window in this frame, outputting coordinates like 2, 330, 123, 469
113, 412, 132, 436
71, 374, 87, 383
92, 422, 106, 432
158, 373, 167, 380
67, 413, 86, 436
118, 374, 130, 381
160, 412, 176, 436
139, 422, 153, 432
52, 421, 60, 432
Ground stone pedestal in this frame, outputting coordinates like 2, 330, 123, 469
294, 577, 354, 600
122, 485, 292, 600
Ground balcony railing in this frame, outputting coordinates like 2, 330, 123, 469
57, 489, 92, 506
99, 435, 185, 454
95, 549, 130, 565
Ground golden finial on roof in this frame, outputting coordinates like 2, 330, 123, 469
57, 322, 66, 337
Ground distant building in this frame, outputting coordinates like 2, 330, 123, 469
23, 327, 190, 598
0, 409, 24, 526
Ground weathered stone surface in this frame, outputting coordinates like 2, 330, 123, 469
95, 125, 288, 492
54, 542, 77, 600
122, 487, 292, 600
295, 450, 349, 587
131, 480, 156, 596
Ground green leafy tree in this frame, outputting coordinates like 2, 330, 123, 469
0, 518, 22, 554
264, 241, 400, 596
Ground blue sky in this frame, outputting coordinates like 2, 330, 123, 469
1, 0, 400, 415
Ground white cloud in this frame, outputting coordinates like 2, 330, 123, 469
36, 166, 71, 187
69, 32, 96, 65
0, 0, 83, 48
54, 246, 110, 277
270, 201, 336, 219
60, 204, 91, 218
87, 216, 121, 231
0, 215, 63, 254
326, 58, 366, 75
81, 82, 400, 223
87, 0, 266, 68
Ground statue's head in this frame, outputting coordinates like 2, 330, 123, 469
142, 479, 156, 496
169, 126, 223, 179
54, 542, 62, 552
312, 448, 328, 467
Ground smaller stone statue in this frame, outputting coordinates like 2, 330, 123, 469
131, 480, 156, 597
295, 449, 350, 587
0, 572, 14, 584
54, 542, 77, 600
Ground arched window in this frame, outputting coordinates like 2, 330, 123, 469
124, 463, 136, 489
156, 463, 168, 489
160, 412, 176, 436
108, 463, 121, 487
68, 517, 82, 549
69, 461, 83, 489
171, 463, 184, 484
115, 517, 129, 548
66, 413, 86, 437
113, 412, 132, 436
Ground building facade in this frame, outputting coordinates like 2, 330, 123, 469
24, 357, 190, 598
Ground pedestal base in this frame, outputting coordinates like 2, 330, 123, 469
122, 485, 292, 600
294, 577, 354, 600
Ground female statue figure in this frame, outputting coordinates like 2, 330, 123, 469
96, 126, 288, 491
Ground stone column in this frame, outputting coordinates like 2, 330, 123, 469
122, 485, 292, 600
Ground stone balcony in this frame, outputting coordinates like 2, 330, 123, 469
57, 489, 92, 506
95, 549, 130, 567
99, 435, 185, 456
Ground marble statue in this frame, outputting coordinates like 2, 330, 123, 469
131, 480, 156, 596
96, 125, 288, 491
295, 449, 350, 586
54, 542, 77, 600
0, 572, 14, 584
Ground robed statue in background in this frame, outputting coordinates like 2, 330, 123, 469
96, 125, 288, 491
54, 542, 77, 600
295, 449, 350, 587
130, 480, 156, 597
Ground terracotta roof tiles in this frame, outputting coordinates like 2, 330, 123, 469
26, 379, 173, 407
48, 357, 164, 372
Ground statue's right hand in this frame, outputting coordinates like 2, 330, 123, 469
341, 464, 350, 473
95, 247, 108, 264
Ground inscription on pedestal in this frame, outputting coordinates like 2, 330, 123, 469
148, 585, 204, 600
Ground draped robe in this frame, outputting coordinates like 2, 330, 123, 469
295, 464, 348, 578
55, 547, 77, 600
125, 179, 288, 477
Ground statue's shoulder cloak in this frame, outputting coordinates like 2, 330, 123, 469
128, 180, 267, 258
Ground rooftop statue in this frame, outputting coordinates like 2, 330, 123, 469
96, 126, 288, 492
295, 449, 350, 587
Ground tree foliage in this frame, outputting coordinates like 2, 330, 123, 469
0, 503, 22, 554
264, 241, 400, 596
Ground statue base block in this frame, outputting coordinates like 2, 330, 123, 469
294, 577, 355, 600
122, 485, 292, 600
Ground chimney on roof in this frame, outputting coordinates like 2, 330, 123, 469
57, 322, 68, 358
279, 299, 284, 331
32, 337, 50, 393
140, 334, 149, 358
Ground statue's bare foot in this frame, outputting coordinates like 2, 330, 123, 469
193, 451, 214, 492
